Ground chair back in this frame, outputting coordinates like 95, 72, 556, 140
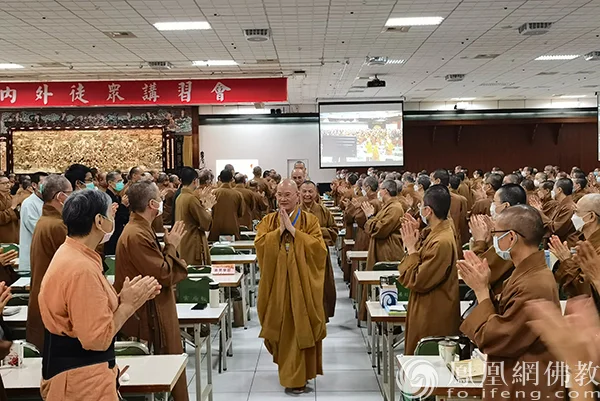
372, 261, 399, 271
115, 341, 150, 356
239, 225, 250, 232
23, 342, 41, 358
104, 256, 116, 276
210, 246, 238, 255
188, 265, 212, 274
176, 276, 213, 304
239, 234, 251, 240
7, 294, 29, 306
414, 336, 460, 356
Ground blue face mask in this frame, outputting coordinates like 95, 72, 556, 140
115, 182, 125, 192
493, 231, 514, 261
85, 182, 95, 190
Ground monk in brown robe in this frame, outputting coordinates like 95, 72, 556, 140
350, 176, 382, 252
300, 180, 337, 319
471, 173, 502, 216
0, 249, 18, 285
398, 185, 460, 355
252, 166, 272, 201
537, 180, 560, 217
249, 180, 269, 221
459, 205, 564, 401
0, 176, 20, 244
114, 181, 189, 401
27, 174, 72, 350
234, 173, 257, 229
175, 167, 214, 265
469, 184, 528, 295
432, 170, 467, 255
291, 168, 306, 190
530, 178, 578, 247
456, 172, 475, 210
549, 193, 600, 297
209, 169, 245, 241
256, 179, 327, 394
356, 179, 405, 320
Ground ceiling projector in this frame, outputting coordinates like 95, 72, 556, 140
367, 76, 386, 88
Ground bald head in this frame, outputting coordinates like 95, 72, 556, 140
291, 168, 306, 188
276, 179, 299, 213
496, 205, 544, 247
577, 194, 600, 221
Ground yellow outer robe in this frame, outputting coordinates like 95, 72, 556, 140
255, 209, 327, 388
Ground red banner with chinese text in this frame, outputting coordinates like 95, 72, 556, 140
0, 78, 287, 107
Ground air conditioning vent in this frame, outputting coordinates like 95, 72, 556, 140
518, 22, 552, 36
536, 71, 558, 76
474, 54, 500, 59
244, 29, 271, 42
445, 74, 465, 82
584, 51, 600, 61
479, 82, 513, 87
256, 59, 279, 64
147, 61, 174, 70
37, 62, 67, 68
104, 31, 137, 39
383, 26, 410, 33
366, 56, 388, 66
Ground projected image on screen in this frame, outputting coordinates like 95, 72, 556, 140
319, 101, 403, 168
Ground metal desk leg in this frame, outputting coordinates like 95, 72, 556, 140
194, 323, 202, 401
366, 284, 372, 338
226, 288, 234, 357
387, 323, 395, 401
250, 262, 256, 307
356, 281, 362, 328
382, 321, 388, 399
241, 274, 248, 329
206, 322, 213, 401
370, 319, 376, 368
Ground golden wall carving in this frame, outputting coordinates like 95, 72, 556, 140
12, 128, 162, 173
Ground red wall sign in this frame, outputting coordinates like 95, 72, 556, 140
0, 77, 287, 107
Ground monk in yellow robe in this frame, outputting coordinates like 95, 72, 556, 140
256, 179, 327, 394
299, 180, 337, 319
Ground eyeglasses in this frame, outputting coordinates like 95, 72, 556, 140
491, 229, 526, 238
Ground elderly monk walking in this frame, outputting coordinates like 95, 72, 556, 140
27, 174, 73, 350
256, 179, 327, 394
300, 180, 338, 320
176, 167, 214, 265
0, 176, 20, 244
459, 205, 564, 401
209, 169, 245, 241
114, 180, 189, 401
398, 185, 460, 355
358, 179, 404, 320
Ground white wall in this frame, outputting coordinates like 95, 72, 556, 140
200, 122, 336, 184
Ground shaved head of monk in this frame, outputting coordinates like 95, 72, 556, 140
494, 205, 545, 251
276, 179, 299, 214
291, 168, 305, 189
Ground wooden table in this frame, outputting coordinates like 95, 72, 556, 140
341, 239, 355, 281
2, 354, 188, 399
347, 250, 368, 303
213, 240, 256, 250
396, 355, 483, 400
354, 269, 398, 330
177, 303, 227, 401
210, 254, 258, 309
240, 231, 256, 238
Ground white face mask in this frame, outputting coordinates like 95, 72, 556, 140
571, 213, 586, 232
533, 179, 540, 188
490, 202, 497, 219
597, 177, 600, 184
152, 199, 163, 216
377, 192, 383, 202
414, 185, 420, 192
551, 190, 557, 200
99, 216, 115, 244
493, 231, 513, 261
419, 206, 428, 225
361, 188, 367, 197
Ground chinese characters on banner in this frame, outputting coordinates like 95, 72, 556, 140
0, 78, 287, 107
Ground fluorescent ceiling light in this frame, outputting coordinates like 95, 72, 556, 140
192, 60, 237, 66
451, 97, 475, 101
385, 17, 443, 27
558, 94, 588, 98
387, 59, 405, 65
535, 54, 579, 61
154, 21, 211, 31
0, 63, 24, 69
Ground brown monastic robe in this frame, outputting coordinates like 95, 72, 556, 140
360, 198, 405, 320
256, 208, 327, 388
541, 195, 560, 219
26, 204, 67, 350
175, 187, 212, 265
252, 191, 269, 221
457, 181, 475, 210
0, 193, 19, 244
398, 219, 460, 355
162, 188, 176, 225
572, 188, 587, 203
471, 191, 494, 216
449, 190, 469, 251
539, 195, 578, 247
461, 251, 564, 401
471, 240, 515, 296
301, 202, 338, 319
554, 227, 600, 297
352, 195, 382, 251
209, 182, 245, 241
114, 213, 189, 401
235, 183, 257, 229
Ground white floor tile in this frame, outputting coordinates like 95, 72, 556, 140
231, 337, 265, 353
209, 392, 251, 401
316, 370, 380, 392
248, 392, 315, 401
251, 371, 316, 392
189, 370, 254, 393
216, 352, 260, 372
322, 352, 373, 371
256, 352, 278, 371
316, 391, 383, 401
322, 335, 367, 353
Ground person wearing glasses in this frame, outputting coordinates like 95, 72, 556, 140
459, 205, 563, 400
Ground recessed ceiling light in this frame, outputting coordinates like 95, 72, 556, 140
192, 60, 237, 66
0, 63, 24, 69
557, 94, 588, 98
451, 97, 475, 101
387, 59, 405, 65
385, 17, 444, 27
153, 21, 211, 31
535, 54, 579, 61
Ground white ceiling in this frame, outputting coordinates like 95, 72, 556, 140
1, 0, 600, 104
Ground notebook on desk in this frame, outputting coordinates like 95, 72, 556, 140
449, 358, 485, 383
385, 304, 407, 316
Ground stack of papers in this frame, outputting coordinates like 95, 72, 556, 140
449, 359, 485, 382
385, 304, 407, 316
